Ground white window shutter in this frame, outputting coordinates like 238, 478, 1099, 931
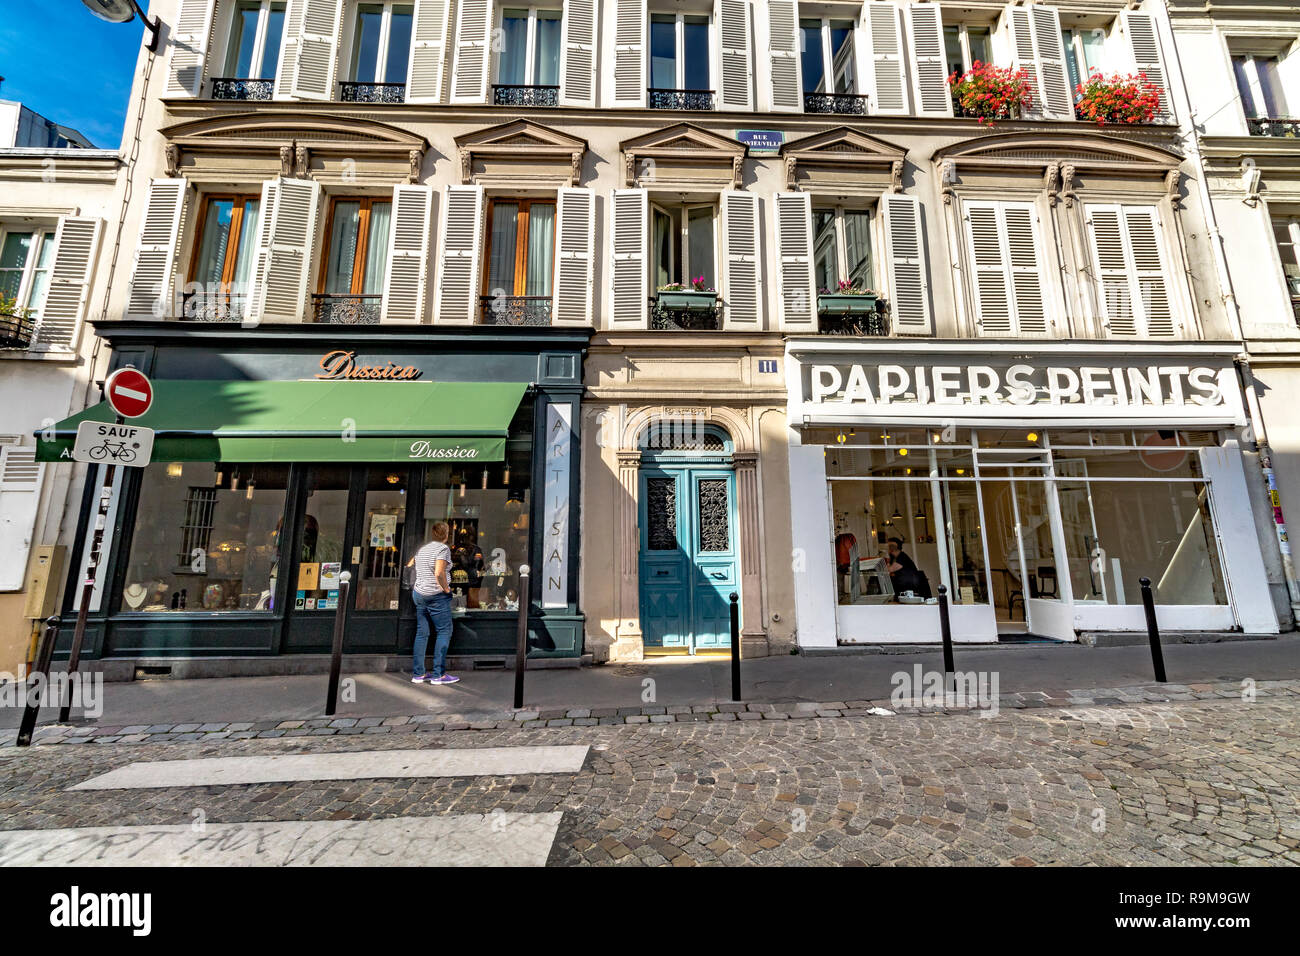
127, 179, 187, 320
382, 185, 434, 324
408, 0, 451, 103
0, 445, 43, 592
275, 0, 305, 99
861, 1, 908, 116
167, 0, 217, 96
609, 188, 647, 328
964, 201, 1013, 335
1029, 5, 1073, 120
253, 177, 320, 323
1123, 11, 1172, 123
1086, 204, 1138, 336
1126, 206, 1175, 337
553, 187, 596, 326
767, 0, 802, 112
560, 0, 598, 107
1003, 205, 1048, 334
612, 0, 647, 108
36, 217, 102, 351
716, 0, 754, 111
434, 185, 485, 324
450, 0, 493, 104
286, 0, 344, 101
1006, 7, 1043, 117
882, 193, 931, 334
247, 179, 279, 323
773, 192, 815, 330
722, 191, 761, 329
906, 3, 952, 117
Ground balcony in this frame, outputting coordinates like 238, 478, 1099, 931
1248, 117, 1300, 138
648, 89, 715, 111
818, 297, 890, 336
180, 290, 250, 322
803, 92, 869, 115
311, 294, 381, 325
340, 81, 406, 103
493, 85, 559, 107
479, 295, 552, 326
649, 295, 722, 331
210, 78, 273, 100
0, 311, 36, 349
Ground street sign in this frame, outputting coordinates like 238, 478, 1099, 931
105, 367, 153, 418
736, 130, 784, 154
72, 421, 154, 467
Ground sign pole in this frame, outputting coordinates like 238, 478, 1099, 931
59, 415, 123, 723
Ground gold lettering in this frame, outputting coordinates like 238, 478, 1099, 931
315, 350, 423, 381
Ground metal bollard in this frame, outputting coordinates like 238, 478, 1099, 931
324, 571, 352, 717
937, 584, 956, 686
17, 616, 60, 748
513, 566, 531, 710
729, 592, 741, 702
1139, 577, 1167, 683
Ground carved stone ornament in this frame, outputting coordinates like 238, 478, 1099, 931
164, 144, 181, 177
1061, 164, 1078, 208
408, 148, 423, 184
940, 160, 957, 205
785, 155, 798, 190
731, 155, 743, 189
1165, 169, 1181, 206
294, 144, 309, 177
279, 145, 293, 177
570, 150, 582, 186
624, 152, 636, 188
459, 146, 472, 184
1045, 162, 1061, 205
890, 160, 904, 193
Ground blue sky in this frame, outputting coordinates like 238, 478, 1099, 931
0, 2, 143, 149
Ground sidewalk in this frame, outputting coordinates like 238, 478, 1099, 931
3, 635, 1297, 738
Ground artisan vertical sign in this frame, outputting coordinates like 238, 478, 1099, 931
542, 404, 572, 609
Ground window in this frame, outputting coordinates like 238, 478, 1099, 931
1085, 204, 1174, 337
963, 200, 1049, 336
800, 17, 856, 95
0, 227, 54, 318
497, 8, 561, 87
1272, 217, 1300, 326
225, 0, 287, 79
651, 203, 716, 291
121, 462, 289, 613
318, 197, 392, 322
943, 23, 993, 77
1233, 54, 1289, 120
650, 13, 711, 91
185, 195, 261, 320
482, 199, 555, 321
811, 206, 873, 293
351, 2, 415, 84
1061, 27, 1105, 96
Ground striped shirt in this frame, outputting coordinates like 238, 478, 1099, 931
413, 540, 452, 596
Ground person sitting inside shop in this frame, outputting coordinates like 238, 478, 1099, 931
885, 537, 920, 594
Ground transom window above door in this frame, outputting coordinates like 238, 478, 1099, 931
812, 206, 873, 294
318, 197, 392, 323
215, 0, 287, 98
495, 7, 562, 104
482, 198, 556, 325
186, 195, 261, 321
800, 17, 859, 113
649, 12, 712, 109
652, 202, 717, 292
346, 2, 414, 99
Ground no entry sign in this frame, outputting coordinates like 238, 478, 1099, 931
105, 368, 153, 418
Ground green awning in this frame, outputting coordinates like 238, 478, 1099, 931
35, 380, 528, 463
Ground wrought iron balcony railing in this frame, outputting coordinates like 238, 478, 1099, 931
180, 290, 250, 322
211, 77, 274, 100
479, 295, 553, 326
648, 88, 715, 111
340, 81, 406, 103
952, 94, 1022, 122
804, 92, 869, 115
493, 84, 560, 107
0, 311, 36, 349
312, 293, 382, 325
1248, 117, 1300, 138
818, 308, 890, 337
649, 296, 723, 331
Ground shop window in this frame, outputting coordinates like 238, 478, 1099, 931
348, 2, 414, 96
482, 198, 555, 324
496, 7, 562, 92
185, 195, 261, 321
295, 465, 350, 612
651, 202, 717, 291
649, 12, 712, 108
215, 0, 287, 98
943, 22, 993, 76
812, 205, 874, 294
422, 444, 532, 612
121, 462, 289, 613
317, 197, 392, 323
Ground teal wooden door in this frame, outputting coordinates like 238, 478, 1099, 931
639, 467, 738, 651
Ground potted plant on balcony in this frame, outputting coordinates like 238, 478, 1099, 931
0, 294, 36, 349
1074, 70, 1162, 126
656, 276, 717, 311
817, 279, 879, 315
948, 61, 1033, 125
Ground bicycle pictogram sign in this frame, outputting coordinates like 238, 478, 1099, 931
72, 421, 154, 467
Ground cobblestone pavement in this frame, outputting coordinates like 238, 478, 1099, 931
1, 691, 1297, 866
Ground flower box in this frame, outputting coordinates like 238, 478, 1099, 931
0, 311, 36, 350
818, 293, 878, 315
657, 290, 718, 312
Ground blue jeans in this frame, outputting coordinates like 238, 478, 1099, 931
412, 591, 454, 678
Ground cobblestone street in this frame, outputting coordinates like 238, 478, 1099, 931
2, 689, 1297, 866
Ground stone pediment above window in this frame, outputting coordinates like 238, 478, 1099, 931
781, 127, 907, 195
934, 132, 1184, 207
620, 124, 747, 190
159, 113, 429, 187
454, 120, 588, 188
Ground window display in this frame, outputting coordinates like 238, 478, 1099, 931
121, 462, 288, 612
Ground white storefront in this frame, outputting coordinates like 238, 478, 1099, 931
786, 340, 1280, 645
